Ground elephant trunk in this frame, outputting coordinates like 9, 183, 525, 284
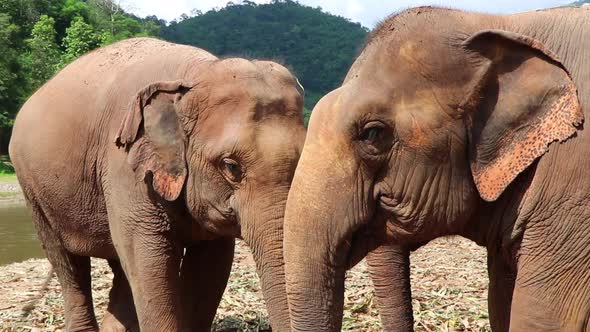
366, 244, 414, 331
283, 215, 347, 331
242, 201, 291, 332
284, 146, 358, 331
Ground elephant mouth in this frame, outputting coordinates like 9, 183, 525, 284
199, 205, 240, 237
346, 225, 377, 269
378, 195, 416, 238
345, 205, 388, 269
212, 205, 235, 219
378, 195, 399, 209
345, 195, 418, 269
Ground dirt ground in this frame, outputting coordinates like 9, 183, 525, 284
0, 238, 490, 331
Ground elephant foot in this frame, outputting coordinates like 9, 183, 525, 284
101, 260, 138, 332
100, 311, 138, 332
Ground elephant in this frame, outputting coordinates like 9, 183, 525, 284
9, 37, 305, 331
283, 6, 590, 332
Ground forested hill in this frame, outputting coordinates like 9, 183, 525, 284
162, 1, 368, 110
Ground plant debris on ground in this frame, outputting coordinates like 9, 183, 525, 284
0, 238, 489, 331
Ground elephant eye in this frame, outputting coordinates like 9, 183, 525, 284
221, 158, 243, 183
358, 121, 391, 156
360, 122, 385, 144
361, 127, 383, 143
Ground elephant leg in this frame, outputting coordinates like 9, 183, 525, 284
29, 204, 98, 332
509, 267, 590, 331
366, 244, 413, 332
109, 215, 184, 331
55, 254, 98, 332
100, 260, 138, 332
487, 253, 515, 332
508, 283, 563, 331
180, 237, 235, 331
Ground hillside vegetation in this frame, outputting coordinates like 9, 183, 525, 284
0, 0, 164, 154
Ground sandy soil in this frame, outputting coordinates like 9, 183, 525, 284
0, 238, 490, 331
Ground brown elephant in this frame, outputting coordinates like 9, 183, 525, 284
9, 37, 305, 331
284, 6, 590, 331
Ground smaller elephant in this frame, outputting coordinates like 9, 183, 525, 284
10, 38, 305, 331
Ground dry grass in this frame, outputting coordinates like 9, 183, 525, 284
0, 238, 489, 331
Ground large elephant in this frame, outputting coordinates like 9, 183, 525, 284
284, 6, 590, 331
10, 38, 305, 331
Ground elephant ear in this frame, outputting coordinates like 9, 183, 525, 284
460, 29, 583, 202
115, 80, 194, 201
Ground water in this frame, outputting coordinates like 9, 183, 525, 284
0, 204, 44, 265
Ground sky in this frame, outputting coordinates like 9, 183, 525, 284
129, 0, 573, 27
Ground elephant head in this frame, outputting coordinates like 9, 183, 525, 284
115, 58, 305, 330
283, 8, 583, 331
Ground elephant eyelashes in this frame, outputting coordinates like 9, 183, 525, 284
221, 158, 244, 183
362, 127, 382, 143
359, 121, 391, 155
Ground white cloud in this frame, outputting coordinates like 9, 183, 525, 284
129, 0, 574, 26
129, 0, 241, 21
128, 0, 190, 20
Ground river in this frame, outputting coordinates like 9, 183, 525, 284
0, 204, 44, 265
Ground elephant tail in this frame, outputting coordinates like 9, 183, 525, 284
21, 264, 55, 317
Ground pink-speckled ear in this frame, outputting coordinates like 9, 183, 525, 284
461, 30, 583, 202
115, 81, 194, 201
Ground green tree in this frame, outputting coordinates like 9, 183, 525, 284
61, 16, 100, 65
0, 0, 163, 154
85, 0, 160, 45
99, 13, 140, 44
0, 0, 64, 40
60, 0, 91, 22
20, 15, 61, 92
0, 14, 20, 124
0, 13, 21, 152
57, 0, 91, 38
90, 0, 124, 35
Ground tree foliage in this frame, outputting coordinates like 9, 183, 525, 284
0, 0, 161, 153
21, 15, 61, 91
61, 16, 100, 65
0, 13, 21, 130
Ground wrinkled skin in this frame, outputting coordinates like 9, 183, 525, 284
284, 6, 590, 332
10, 38, 305, 332
366, 244, 414, 331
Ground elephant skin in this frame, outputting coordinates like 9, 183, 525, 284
10, 38, 305, 331
283, 7, 590, 332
